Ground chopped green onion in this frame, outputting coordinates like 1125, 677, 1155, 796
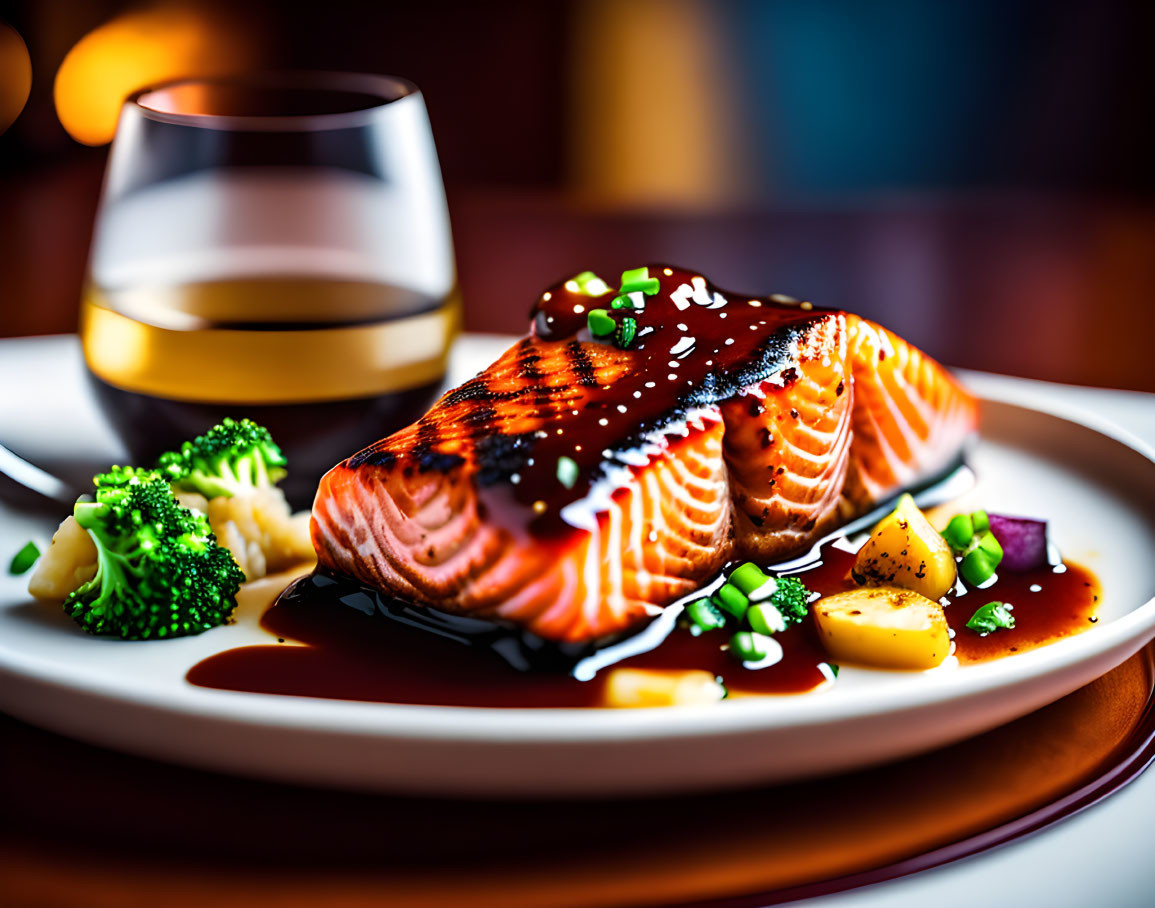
8, 541, 40, 575
569, 270, 610, 296
960, 549, 995, 585
729, 562, 769, 597
942, 513, 974, 552
610, 294, 635, 310
620, 266, 660, 296
976, 530, 1003, 560
944, 510, 992, 554
961, 531, 1004, 586
685, 598, 727, 634
729, 631, 768, 662
715, 675, 729, 699
966, 600, 1016, 634
747, 576, 779, 603
556, 456, 579, 489
587, 308, 615, 337
713, 583, 749, 620
615, 316, 637, 349
747, 602, 786, 635
818, 662, 840, 680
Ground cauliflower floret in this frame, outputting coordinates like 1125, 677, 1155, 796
204, 487, 314, 581
175, 486, 311, 581
28, 515, 97, 601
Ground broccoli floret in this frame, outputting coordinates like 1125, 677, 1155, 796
769, 576, 811, 626
158, 417, 287, 499
64, 466, 244, 639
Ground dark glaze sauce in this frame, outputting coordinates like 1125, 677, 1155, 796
187, 572, 830, 707
947, 560, 1101, 663
186, 542, 1100, 707
789, 544, 1102, 663
347, 265, 828, 539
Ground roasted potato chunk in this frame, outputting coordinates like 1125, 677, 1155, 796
852, 494, 956, 600
813, 587, 951, 670
602, 669, 726, 708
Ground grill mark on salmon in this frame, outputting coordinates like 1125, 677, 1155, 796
566, 340, 600, 389
518, 336, 545, 383
313, 265, 977, 643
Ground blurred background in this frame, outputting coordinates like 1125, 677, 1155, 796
1, 0, 1153, 389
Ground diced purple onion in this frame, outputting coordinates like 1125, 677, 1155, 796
988, 513, 1049, 572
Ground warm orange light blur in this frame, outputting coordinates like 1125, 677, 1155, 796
571, 0, 750, 208
53, 5, 258, 146
0, 22, 32, 134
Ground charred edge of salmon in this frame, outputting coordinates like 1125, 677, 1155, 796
347, 428, 544, 490
345, 447, 465, 473
288, 568, 674, 674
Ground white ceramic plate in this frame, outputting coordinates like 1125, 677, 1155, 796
1, 336, 1154, 798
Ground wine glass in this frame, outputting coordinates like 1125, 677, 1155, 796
81, 72, 459, 504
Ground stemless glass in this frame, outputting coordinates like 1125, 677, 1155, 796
81, 72, 459, 504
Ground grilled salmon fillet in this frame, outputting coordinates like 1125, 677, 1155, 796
312, 267, 977, 643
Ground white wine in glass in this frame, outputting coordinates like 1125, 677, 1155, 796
82, 73, 459, 504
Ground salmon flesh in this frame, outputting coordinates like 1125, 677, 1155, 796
311, 267, 977, 644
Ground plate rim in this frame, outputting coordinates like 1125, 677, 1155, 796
1, 390, 1154, 745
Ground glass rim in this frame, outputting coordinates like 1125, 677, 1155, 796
126, 71, 421, 132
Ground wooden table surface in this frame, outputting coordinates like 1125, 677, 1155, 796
2, 159, 1155, 906
1, 154, 1152, 392
1, 647, 1151, 908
